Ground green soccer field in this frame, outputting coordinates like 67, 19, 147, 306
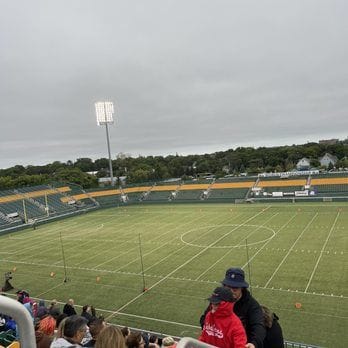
0, 203, 347, 347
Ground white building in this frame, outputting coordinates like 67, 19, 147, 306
296, 157, 311, 170
319, 153, 338, 167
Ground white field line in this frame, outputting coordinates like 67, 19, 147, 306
95, 211, 237, 272
4, 292, 200, 329
97, 209, 243, 271
36, 282, 66, 298
264, 213, 318, 288
1, 257, 347, 300
11, 215, 107, 259
91, 211, 208, 270
242, 213, 298, 269
253, 284, 348, 299
105, 206, 271, 320
55, 210, 158, 266
142, 212, 245, 273
51, 221, 121, 266
7, 221, 81, 256
73, 212, 164, 266
304, 212, 341, 293
4, 291, 347, 332
195, 212, 279, 281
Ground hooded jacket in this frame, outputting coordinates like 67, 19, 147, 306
200, 289, 266, 348
50, 337, 81, 347
199, 301, 247, 348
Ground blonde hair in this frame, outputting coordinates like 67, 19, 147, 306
95, 326, 126, 348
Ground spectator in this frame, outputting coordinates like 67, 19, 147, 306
39, 315, 56, 336
23, 301, 34, 322
95, 325, 126, 348
261, 306, 284, 348
200, 267, 266, 348
16, 290, 30, 304
81, 305, 93, 323
126, 332, 145, 348
55, 313, 68, 336
49, 300, 58, 312
0, 314, 6, 332
35, 317, 53, 348
50, 315, 88, 347
83, 318, 106, 347
149, 334, 160, 348
4, 316, 16, 332
199, 287, 246, 348
63, 299, 77, 317
121, 326, 131, 339
161, 336, 176, 348
37, 299, 49, 319
55, 317, 67, 340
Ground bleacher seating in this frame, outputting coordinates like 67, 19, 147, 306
208, 188, 249, 200
145, 190, 172, 201
0, 184, 99, 231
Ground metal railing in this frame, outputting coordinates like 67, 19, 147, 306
176, 337, 323, 348
0, 295, 36, 348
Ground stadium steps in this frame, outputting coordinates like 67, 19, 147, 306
200, 178, 216, 200
169, 182, 184, 201
306, 175, 311, 187
139, 183, 156, 201
0, 210, 13, 224
245, 177, 259, 199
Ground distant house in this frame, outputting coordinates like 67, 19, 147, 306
319, 153, 338, 167
296, 157, 311, 170
319, 138, 339, 145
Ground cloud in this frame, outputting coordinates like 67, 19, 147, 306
1, 0, 347, 168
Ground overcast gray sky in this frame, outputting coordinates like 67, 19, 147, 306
1, 0, 347, 169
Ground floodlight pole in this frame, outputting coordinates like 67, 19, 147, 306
138, 233, 146, 292
95, 101, 116, 187
104, 121, 115, 187
245, 238, 252, 295
59, 231, 68, 283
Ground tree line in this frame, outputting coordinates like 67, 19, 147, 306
0, 140, 347, 190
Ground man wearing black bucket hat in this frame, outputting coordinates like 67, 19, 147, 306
200, 268, 266, 348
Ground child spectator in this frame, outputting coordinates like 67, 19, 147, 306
199, 287, 247, 348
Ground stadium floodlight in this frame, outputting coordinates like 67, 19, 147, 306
95, 101, 114, 125
95, 101, 115, 186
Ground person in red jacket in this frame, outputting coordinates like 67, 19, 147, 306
199, 287, 247, 348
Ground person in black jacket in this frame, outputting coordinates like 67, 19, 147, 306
200, 267, 266, 348
63, 298, 77, 317
261, 306, 284, 348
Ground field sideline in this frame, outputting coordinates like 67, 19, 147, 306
0, 203, 347, 347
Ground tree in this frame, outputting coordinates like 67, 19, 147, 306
74, 158, 95, 172
54, 168, 97, 188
